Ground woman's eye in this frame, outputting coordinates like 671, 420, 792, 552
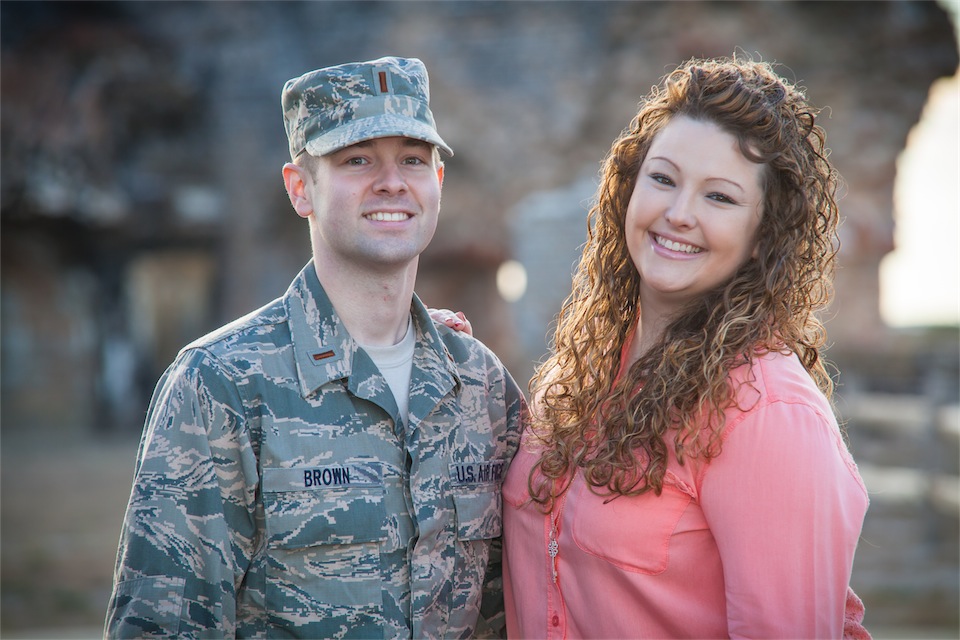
708, 192, 737, 205
650, 173, 674, 186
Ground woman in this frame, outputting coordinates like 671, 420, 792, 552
437, 56, 870, 638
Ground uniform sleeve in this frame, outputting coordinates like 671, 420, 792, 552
476, 360, 527, 638
699, 399, 868, 639
104, 348, 259, 639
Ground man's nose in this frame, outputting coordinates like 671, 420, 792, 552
372, 162, 408, 194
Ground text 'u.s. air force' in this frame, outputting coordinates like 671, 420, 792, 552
449, 460, 506, 486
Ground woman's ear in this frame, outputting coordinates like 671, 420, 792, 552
282, 163, 313, 219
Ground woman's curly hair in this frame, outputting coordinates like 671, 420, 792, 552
527, 56, 841, 509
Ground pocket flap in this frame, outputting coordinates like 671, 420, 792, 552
263, 462, 385, 549
453, 491, 502, 540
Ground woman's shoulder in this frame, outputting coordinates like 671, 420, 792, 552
718, 349, 867, 495
723, 349, 834, 431
733, 348, 824, 399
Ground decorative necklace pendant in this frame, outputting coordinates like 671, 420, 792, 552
548, 527, 560, 583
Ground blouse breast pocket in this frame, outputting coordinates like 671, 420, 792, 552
261, 462, 387, 611
570, 473, 692, 575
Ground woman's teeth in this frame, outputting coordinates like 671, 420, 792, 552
656, 235, 702, 254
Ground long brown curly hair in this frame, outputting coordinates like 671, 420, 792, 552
528, 56, 841, 509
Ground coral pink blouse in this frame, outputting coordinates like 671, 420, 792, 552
503, 350, 869, 638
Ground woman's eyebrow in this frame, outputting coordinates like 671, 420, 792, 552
647, 156, 746, 194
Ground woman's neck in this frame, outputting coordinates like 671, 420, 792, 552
630, 310, 670, 366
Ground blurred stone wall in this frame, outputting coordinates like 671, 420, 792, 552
1, 1, 958, 633
2, 1, 956, 429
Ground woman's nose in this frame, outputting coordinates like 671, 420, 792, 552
664, 190, 696, 227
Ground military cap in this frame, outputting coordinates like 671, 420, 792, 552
282, 56, 453, 159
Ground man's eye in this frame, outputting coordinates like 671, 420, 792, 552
403, 156, 427, 165
346, 157, 368, 166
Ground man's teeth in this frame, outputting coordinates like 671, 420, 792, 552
656, 235, 702, 254
367, 212, 409, 222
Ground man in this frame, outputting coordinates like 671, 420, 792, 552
105, 56, 524, 639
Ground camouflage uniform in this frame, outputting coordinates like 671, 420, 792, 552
105, 262, 525, 638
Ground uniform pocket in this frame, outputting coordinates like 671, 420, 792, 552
452, 490, 502, 540
262, 461, 386, 548
261, 462, 386, 611
450, 490, 502, 629
570, 476, 692, 575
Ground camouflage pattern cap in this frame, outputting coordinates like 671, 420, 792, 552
282, 56, 453, 159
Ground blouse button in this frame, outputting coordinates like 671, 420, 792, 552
551, 614, 560, 627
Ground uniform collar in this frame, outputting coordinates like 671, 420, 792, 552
285, 261, 461, 400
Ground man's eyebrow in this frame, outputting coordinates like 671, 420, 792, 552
345, 138, 432, 151
401, 138, 433, 150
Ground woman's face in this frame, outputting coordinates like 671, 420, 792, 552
625, 116, 764, 317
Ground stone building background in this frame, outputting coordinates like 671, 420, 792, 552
1, 0, 957, 635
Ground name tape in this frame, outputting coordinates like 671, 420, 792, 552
449, 460, 506, 486
263, 463, 382, 493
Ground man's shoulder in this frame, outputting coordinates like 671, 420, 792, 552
181, 295, 290, 363
430, 325, 523, 395
434, 324, 498, 366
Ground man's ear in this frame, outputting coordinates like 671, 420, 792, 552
282, 163, 313, 219
437, 163, 444, 188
